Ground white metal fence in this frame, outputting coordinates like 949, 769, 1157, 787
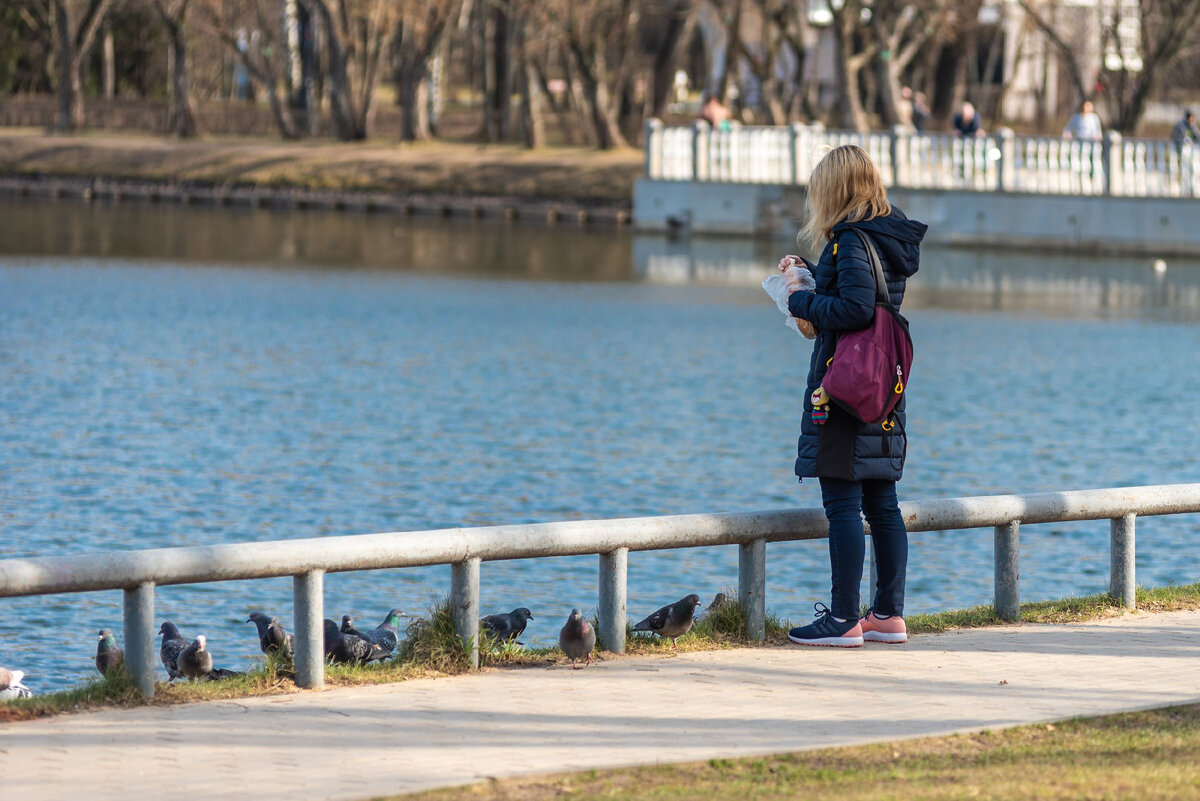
644, 119, 1200, 198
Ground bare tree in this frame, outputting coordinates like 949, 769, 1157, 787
1020, 0, 1200, 132
392, 0, 457, 141
51, 0, 117, 129
829, 0, 873, 130
302, 0, 394, 140
536, 0, 638, 149
196, 0, 304, 138
870, 0, 949, 127
1100, 0, 1200, 132
152, 0, 199, 137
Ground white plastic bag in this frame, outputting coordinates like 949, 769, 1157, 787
762, 263, 816, 339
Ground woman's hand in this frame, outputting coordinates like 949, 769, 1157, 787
778, 255, 807, 274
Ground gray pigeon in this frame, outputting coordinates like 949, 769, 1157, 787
632, 594, 702, 649
95, 629, 124, 677
324, 619, 387, 665
558, 608, 596, 669
368, 608, 406, 654
695, 592, 728, 624
177, 635, 214, 682
247, 612, 294, 660
159, 621, 189, 681
481, 607, 534, 644
0, 667, 32, 701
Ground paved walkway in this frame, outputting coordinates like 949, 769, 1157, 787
4, 609, 1200, 800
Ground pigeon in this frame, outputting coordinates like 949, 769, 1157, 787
247, 612, 294, 660
558, 608, 596, 669
632, 594, 702, 649
355, 609, 408, 652
177, 635, 214, 682
159, 621, 189, 681
0, 667, 32, 701
695, 592, 728, 624
95, 629, 125, 677
323, 619, 387, 665
206, 667, 244, 680
481, 607, 534, 644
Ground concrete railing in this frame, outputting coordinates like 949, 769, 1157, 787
3, 483, 1200, 696
644, 119, 1200, 199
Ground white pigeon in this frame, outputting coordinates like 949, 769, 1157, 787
0, 667, 33, 701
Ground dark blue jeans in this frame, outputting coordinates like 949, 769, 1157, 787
819, 477, 908, 620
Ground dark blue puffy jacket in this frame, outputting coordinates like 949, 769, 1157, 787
787, 206, 927, 482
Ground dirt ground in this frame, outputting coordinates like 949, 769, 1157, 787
0, 128, 642, 206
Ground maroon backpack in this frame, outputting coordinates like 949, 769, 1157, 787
821, 229, 913, 424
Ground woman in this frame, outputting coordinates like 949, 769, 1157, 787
785, 144, 927, 647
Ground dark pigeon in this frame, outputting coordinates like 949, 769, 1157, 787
0, 667, 32, 700
324, 619, 387, 665
206, 667, 244, 680
695, 592, 728, 624
247, 612, 294, 660
95, 629, 125, 677
632, 594, 702, 649
558, 608, 596, 669
481, 607, 534, 645
159, 622, 189, 681
177, 635, 214, 682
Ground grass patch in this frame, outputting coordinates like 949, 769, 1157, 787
907, 582, 1200, 634
624, 593, 792, 655
5, 583, 1200, 722
396, 703, 1200, 800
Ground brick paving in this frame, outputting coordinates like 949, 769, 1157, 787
3, 609, 1199, 800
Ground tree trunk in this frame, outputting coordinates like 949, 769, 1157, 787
102, 22, 114, 98
515, 16, 544, 149
54, 1, 74, 129
168, 27, 197, 137
570, 41, 627, 150
649, 0, 692, 119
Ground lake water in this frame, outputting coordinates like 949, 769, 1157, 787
3, 197, 1200, 692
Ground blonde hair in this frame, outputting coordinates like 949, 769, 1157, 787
800, 144, 891, 248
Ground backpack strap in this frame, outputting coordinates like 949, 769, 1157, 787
848, 228, 892, 308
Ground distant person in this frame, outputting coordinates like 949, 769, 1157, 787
700, 92, 732, 131
952, 101, 984, 138
1171, 110, 1200, 152
911, 91, 930, 134
1063, 100, 1103, 141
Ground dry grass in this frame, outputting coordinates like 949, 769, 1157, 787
397, 704, 1200, 800
0, 129, 642, 204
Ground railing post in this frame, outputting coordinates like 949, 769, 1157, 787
122, 581, 156, 697
1109, 513, 1136, 608
293, 569, 325, 689
994, 521, 1020, 621
738, 539, 766, 641
644, 118, 662, 179
890, 125, 908, 188
691, 121, 709, 181
598, 547, 628, 653
789, 122, 803, 183
996, 128, 1015, 192
1103, 131, 1122, 196
451, 558, 481, 669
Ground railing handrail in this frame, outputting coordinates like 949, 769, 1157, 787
3, 483, 1199, 599
643, 119, 1199, 198
8, 482, 1199, 696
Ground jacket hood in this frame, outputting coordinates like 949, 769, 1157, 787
832, 205, 926, 278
